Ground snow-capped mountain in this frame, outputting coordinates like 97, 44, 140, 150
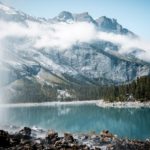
0, 2, 150, 103
53, 11, 135, 36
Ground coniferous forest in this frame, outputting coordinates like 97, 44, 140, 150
73, 75, 150, 102
100, 75, 150, 102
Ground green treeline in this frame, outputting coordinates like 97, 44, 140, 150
73, 76, 150, 102
103, 75, 150, 102
6, 75, 150, 103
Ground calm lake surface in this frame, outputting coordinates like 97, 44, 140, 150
0, 103, 150, 140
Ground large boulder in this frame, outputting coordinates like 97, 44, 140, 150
0, 130, 10, 147
64, 133, 74, 143
46, 131, 59, 144
19, 127, 31, 137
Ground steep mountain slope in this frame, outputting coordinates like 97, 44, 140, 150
0, 2, 150, 103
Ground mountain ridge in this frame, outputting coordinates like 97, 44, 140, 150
0, 2, 150, 103
0, 1, 135, 36
52, 10, 135, 36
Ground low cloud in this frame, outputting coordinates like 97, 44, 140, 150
97, 31, 150, 61
0, 20, 150, 62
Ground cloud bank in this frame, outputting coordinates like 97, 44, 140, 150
0, 20, 150, 62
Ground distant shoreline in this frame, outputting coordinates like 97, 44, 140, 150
96, 100, 150, 108
0, 100, 150, 108
0, 100, 99, 108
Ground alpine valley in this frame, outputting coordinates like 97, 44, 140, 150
0, 2, 150, 103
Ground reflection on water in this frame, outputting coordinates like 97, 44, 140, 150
0, 103, 150, 140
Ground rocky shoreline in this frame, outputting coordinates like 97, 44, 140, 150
96, 100, 150, 108
0, 127, 150, 150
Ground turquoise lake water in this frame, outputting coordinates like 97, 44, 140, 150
0, 103, 150, 140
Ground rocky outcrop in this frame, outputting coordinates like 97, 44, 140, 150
0, 127, 150, 150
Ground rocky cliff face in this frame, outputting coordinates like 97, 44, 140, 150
0, 2, 149, 102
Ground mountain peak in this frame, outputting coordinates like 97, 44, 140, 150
96, 16, 120, 30
74, 12, 96, 23
55, 11, 74, 21
96, 16, 135, 36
